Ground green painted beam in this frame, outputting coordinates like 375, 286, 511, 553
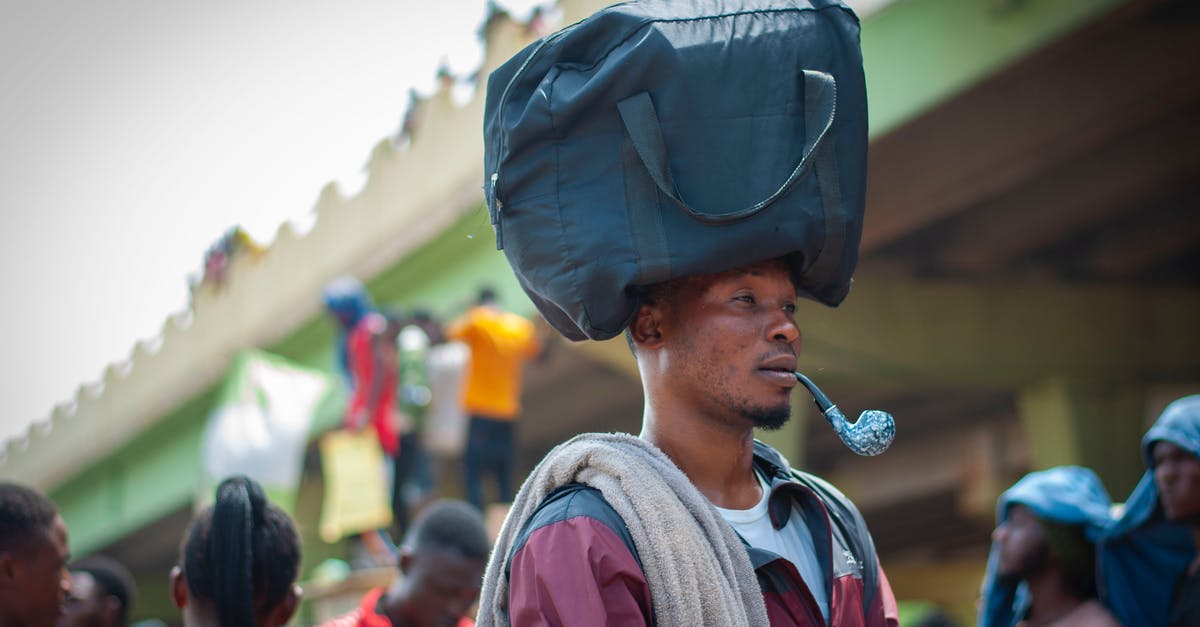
794, 276, 1200, 387
1017, 378, 1147, 497
51, 205, 526, 559
51, 388, 215, 556
863, 0, 1127, 136
268, 206, 531, 373
364, 207, 535, 319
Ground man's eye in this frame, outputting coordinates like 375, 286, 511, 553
783, 303, 797, 314
735, 294, 755, 304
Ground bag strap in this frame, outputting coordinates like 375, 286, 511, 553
616, 70, 838, 225
805, 80, 846, 283
622, 125, 673, 285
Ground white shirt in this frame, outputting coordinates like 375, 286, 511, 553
713, 470, 830, 623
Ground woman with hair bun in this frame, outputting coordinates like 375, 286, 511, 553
170, 475, 302, 627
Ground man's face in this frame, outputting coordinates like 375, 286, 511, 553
992, 505, 1048, 579
6, 515, 72, 627
57, 571, 112, 627
1153, 440, 1200, 523
652, 259, 801, 430
403, 548, 485, 627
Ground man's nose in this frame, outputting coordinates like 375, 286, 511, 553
768, 312, 801, 345
1156, 460, 1177, 486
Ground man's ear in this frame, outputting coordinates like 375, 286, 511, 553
0, 552, 16, 585
170, 566, 188, 609
399, 551, 414, 576
101, 593, 122, 625
265, 584, 301, 626
629, 304, 665, 351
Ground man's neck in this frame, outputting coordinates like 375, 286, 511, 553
641, 407, 761, 510
380, 584, 413, 627
1190, 524, 1200, 576
1023, 568, 1083, 626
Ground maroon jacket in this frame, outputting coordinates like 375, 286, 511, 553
505, 442, 899, 626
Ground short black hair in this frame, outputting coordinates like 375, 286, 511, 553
403, 500, 490, 560
72, 555, 136, 626
179, 476, 300, 627
0, 482, 58, 553
1039, 518, 1098, 600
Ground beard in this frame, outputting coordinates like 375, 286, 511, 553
741, 403, 791, 430
710, 384, 792, 431
997, 542, 1050, 582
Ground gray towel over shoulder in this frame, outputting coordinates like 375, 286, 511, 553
476, 432, 769, 627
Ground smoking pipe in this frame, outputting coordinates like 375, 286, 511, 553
793, 372, 895, 456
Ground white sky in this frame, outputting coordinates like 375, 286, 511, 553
0, 0, 546, 444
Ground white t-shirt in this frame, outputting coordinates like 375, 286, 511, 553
713, 470, 830, 623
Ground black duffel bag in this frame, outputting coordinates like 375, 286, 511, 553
484, 0, 867, 341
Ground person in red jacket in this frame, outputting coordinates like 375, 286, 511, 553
322, 500, 490, 627
480, 259, 899, 626
323, 277, 400, 459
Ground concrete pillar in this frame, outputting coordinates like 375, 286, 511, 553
1017, 378, 1146, 498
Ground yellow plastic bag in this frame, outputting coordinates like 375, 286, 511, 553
318, 429, 393, 543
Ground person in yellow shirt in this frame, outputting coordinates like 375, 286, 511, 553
445, 287, 542, 510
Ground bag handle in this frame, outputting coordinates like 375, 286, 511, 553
616, 70, 837, 225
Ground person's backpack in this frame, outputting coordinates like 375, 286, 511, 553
483, 0, 868, 341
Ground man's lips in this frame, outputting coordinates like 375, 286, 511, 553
759, 354, 797, 373
758, 355, 798, 386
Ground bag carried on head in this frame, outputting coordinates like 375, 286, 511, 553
484, 0, 868, 341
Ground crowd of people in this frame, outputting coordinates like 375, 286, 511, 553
3, 1, 1197, 625
0, 477, 491, 627
0, 275, 545, 627
320, 277, 542, 537
2, 300, 1197, 627
2, 395, 1197, 626
979, 395, 1200, 626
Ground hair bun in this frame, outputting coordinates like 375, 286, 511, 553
217, 475, 268, 522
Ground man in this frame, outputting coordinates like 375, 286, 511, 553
391, 308, 439, 536
323, 277, 400, 460
321, 500, 490, 627
1152, 396, 1200, 624
477, 260, 898, 625
1101, 395, 1200, 626
324, 277, 401, 563
445, 287, 541, 510
978, 467, 1119, 627
58, 556, 135, 627
1150, 395, 1200, 626
0, 482, 71, 627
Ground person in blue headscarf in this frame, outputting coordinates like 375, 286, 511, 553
979, 466, 1119, 627
1100, 394, 1200, 627
322, 276, 376, 386
321, 276, 400, 459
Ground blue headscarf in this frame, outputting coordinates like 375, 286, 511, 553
321, 276, 374, 385
1099, 395, 1200, 627
978, 466, 1114, 627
